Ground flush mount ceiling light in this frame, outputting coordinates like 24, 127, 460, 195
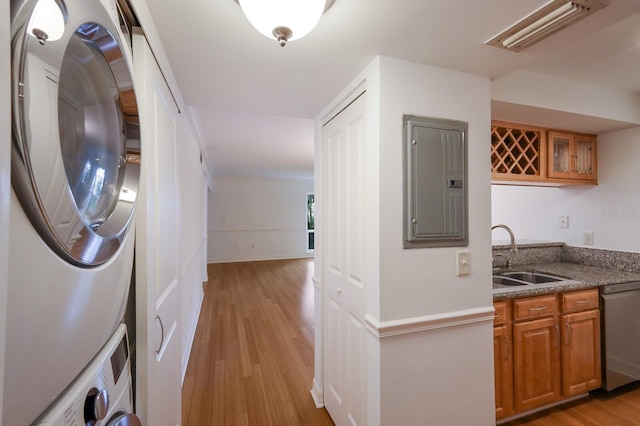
236, 0, 335, 47
27, 0, 67, 44
485, 0, 607, 52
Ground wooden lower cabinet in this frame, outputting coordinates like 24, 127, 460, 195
494, 314, 513, 420
497, 289, 602, 420
513, 316, 562, 412
561, 308, 601, 395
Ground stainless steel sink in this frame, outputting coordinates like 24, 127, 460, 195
501, 271, 563, 284
493, 271, 566, 287
492, 275, 528, 286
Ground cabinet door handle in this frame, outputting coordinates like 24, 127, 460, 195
503, 335, 510, 360
554, 325, 560, 349
529, 306, 548, 312
565, 323, 572, 346
155, 315, 165, 355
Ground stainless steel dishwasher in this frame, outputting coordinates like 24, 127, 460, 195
600, 281, 640, 391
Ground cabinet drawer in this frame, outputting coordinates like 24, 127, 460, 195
562, 288, 599, 313
494, 301, 508, 326
514, 294, 558, 321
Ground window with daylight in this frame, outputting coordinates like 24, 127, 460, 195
306, 193, 314, 253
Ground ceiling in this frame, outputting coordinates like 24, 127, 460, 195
141, 0, 640, 179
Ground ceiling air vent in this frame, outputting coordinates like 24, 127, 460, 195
485, 0, 607, 52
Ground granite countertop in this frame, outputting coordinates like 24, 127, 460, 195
492, 262, 640, 300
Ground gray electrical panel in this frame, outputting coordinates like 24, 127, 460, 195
403, 115, 468, 248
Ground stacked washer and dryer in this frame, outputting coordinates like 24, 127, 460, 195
6, 0, 142, 424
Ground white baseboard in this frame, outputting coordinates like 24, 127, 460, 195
310, 377, 324, 408
181, 291, 204, 385
207, 254, 314, 264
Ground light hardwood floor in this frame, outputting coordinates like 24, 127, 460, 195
502, 382, 640, 426
182, 258, 640, 425
182, 259, 334, 425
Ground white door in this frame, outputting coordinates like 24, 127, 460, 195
322, 92, 367, 426
133, 31, 181, 426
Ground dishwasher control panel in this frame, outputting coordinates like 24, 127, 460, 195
600, 281, 640, 294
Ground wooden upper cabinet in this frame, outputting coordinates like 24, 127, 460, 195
491, 121, 546, 183
548, 131, 597, 183
491, 121, 597, 186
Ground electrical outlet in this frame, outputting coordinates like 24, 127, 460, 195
583, 232, 594, 245
456, 250, 470, 276
559, 215, 569, 228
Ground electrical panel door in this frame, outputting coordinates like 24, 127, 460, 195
403, 115, 468, 248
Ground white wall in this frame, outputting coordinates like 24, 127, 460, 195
492, 126, 640, 253
376, 57, 495, 424
378, 57, 494, 319
492, 70, 640, 126
207, 176, 314, 263
0, 0, 10, 418
314, 56, 496, 425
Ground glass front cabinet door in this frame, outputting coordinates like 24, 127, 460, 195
548, 131, 597, 183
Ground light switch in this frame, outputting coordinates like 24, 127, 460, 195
456, 250, 470, 276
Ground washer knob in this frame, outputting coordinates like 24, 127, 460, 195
108, 413, 142, 426
85, 388, 109, 422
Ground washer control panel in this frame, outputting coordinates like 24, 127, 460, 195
32, 325, 137, 426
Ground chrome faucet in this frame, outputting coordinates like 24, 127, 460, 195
491, 224, 517, 252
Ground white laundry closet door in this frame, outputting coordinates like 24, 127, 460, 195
133, 30, 181, 426
322, 91, 367, 426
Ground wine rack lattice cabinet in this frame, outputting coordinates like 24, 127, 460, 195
491, 121, 597, 186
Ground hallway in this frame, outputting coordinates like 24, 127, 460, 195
182, 259, 334, 425
181, 259, 640, 425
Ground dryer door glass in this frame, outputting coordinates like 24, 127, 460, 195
59, 24, 127, 232
12, 0, 141, 267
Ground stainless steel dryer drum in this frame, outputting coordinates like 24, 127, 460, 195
11, 0, 141, 267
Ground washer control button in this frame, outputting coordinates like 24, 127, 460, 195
108, 413, 142, 426
85, 388, 109, 422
